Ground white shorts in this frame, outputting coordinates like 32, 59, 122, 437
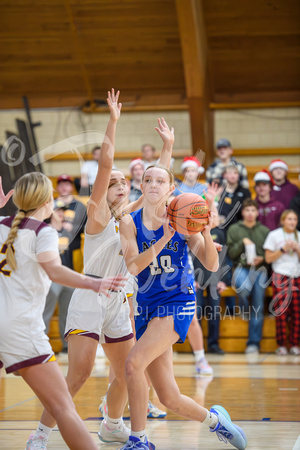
65, 288, 133, 344
0, 329, 55, 374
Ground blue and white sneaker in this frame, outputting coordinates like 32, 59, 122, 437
210, 405, 247, 449
147, 400, 167, 418
119, 435, 155, 449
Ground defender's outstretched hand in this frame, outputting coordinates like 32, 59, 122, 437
0, 176, 13, 208
107, 88, 122, 122
155, 117, 174, 146
91, 274, 128, 296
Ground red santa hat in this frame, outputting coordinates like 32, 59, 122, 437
181, 156, 205, 174
268, 159, 288, 173
253, 169, 274, 186
129, 158, 145, 172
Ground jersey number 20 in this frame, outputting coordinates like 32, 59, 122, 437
149, 255, 175, 275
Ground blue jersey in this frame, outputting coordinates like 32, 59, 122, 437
131, 208, 195, 314
173, 182, 207, 197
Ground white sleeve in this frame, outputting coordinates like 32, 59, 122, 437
36, 227, 59, 255
263, 231, 277, 251
80, 162, 88, 175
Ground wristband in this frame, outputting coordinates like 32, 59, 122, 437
280, 247, 285, 253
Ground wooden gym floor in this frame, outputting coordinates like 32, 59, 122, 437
0, 352, 299, 450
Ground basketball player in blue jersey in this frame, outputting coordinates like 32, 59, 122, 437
26, 90, 176, 449
119, 165, 247, 449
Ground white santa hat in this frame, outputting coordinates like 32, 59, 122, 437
253, 169, 274, 186
268, 159, 288, 173
129, 158, 145, 172
181, 156, 205, 174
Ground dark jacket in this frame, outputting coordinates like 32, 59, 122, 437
218, 185, 251, 233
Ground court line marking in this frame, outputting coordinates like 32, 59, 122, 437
279, 388, 298, 391
292, 435, 300, 450
0, 396, 36, 413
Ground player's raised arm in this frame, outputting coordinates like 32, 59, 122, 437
86, 88, 122, 234
123, 118, 174, 215
0, 176, 13, 208
156, 117, 174, 169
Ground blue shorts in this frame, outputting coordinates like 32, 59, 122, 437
135, 299, 196, 343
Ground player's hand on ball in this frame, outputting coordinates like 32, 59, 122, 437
162, 211, 175, 241
202, 213, 214, 236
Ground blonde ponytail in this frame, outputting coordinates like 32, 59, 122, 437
5, 210, 26, 270
4, 172, 53, 271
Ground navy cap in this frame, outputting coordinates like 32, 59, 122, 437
216, 138, 231, 149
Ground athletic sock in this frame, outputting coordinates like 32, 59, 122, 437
36, 422, 52, 438
203, 409, 218, 428
106, 416, 123, 430
131, 430, 146, 442
194, 349, 205, 361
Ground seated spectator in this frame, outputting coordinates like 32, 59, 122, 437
218, 163, 251, 234
194, 227, 229, 355
264, 210, 300, 356
141, 143, 157, 169
290, 191, 300, 230
55, 174, 87, 260
227, 199, 270, 354
254, 170, 285, 231
173, 156, 207, 197
269, 159, 299, 208
128, 158, 144, 202
43, 200, 75, 353
206, 138, 249, 189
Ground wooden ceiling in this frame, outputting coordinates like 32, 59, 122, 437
0, 0, 299, 110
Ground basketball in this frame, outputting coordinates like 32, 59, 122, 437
167, 193, 210, 235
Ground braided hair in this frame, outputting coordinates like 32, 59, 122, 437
5, 172, 53, 270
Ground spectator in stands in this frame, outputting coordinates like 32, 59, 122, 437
254, 170, 285, 231
206, 138, 249, 189
227, 199, 269, 354
128, 158, 145, 202
142, 127, 175, 170
43, 200, 74, 353
141, 143, 157, 169
195, 227, 228, 355
264, 210, 300, 356
290, 191, 300, 231
269, 159, 299, 208
78, 146, 117, 195
173, 156, 207, 197
55, 174, 87, 262
80, 145, 101, 194
218, 163, 251, 234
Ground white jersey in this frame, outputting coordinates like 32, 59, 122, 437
83, 216, 129, 279
0, 216, 59, 371
66, 215, 133, 341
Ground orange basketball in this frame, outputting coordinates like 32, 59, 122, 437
167, 193, 210, 235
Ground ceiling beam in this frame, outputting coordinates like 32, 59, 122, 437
176, 0, 214, 165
